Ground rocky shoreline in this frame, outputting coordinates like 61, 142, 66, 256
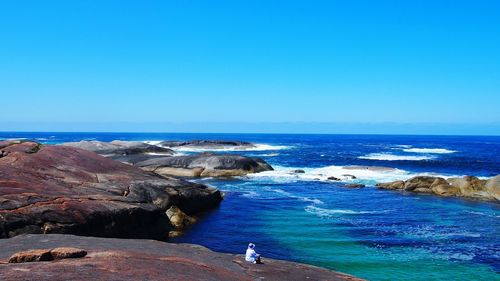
0, 234, 363, 281
2, 138, 498, 280
0, 140, 224, 239
377, 175, 499, 202
0, 139, 361, 280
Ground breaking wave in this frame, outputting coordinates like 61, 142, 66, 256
359, 153, 435, 161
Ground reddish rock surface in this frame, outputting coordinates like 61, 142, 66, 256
0, 234, 363, 281
0, 141, 222, 239
8, 248, 53, 263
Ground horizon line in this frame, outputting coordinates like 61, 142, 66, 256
1, 131, 500, 137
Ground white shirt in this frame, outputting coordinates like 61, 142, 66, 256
245, 248, 258, 262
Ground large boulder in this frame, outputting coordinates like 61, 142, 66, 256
430, 178, 460, 196
447, 176, 488, 199
136, 153, 273, 177
485, 175, 500, 200
376, 180, 405, 190
0, 141, 222, 239
0, 234, 363, 281
403, 176, 439, 192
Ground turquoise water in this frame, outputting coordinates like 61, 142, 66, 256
2, 132, 499, 280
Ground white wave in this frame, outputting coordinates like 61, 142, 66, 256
173, 143, 291, 152
146, 152, 176, 156
241, 191, 260, 198
402, 148, 457, 154
464, 210, 500, 218
305, 205, 385, 218
142, 141, 290, 152
253, 153, 279, 157
247, 165, 457, 185
143, 140, 163, 145
273, 189, 324, 204
359, 153, 434, 161
394, 144, 412, 148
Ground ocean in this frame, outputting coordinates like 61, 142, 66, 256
1, 132, 499, 281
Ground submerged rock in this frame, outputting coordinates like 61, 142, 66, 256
136, 153, 273, 177
344, 184, 365, 188
0, 234, 364, 281
0, 141, 222, 239
377, 175, 499, 201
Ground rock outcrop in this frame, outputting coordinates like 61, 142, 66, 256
8, 247, 87, 263
159, 140, 255, 150
61, 140, 274, 177
377, 175, 500, 201
136, 152, 274, 177
61, 140, 175, 164
0, 141, 222, 239
0, 234, 363, 281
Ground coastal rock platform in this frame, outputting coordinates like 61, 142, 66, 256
0, 234, 363, 281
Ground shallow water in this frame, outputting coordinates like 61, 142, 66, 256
2, 132, 499, 280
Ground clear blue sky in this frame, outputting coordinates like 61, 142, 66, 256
1, 1, 499, 134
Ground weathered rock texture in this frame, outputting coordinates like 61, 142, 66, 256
8, 247, 87, 263
0, 234, 363, 281
377, 175, 500, 201
137, 152, 274, 177
0, 141, 222, 239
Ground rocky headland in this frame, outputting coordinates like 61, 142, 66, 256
377, 175, 500, 201
0, 140, 222, 239
0, 234, 363, 281
62, 140, 274, 177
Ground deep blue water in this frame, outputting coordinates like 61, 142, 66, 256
1, 132, 499, 280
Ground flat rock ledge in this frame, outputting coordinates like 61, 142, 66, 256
0, 140, 222, 239
377, 175, 500, 202
0, 234, 364, 281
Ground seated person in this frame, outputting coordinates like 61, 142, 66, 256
245, 243, 262, 264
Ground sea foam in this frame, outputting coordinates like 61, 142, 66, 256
402, 148, 457, 154
359, 153, 435, 161
304, 205, 385, 218
173, 143, 291, 152
273, 189, 324, 204
246, 165, 456, 185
